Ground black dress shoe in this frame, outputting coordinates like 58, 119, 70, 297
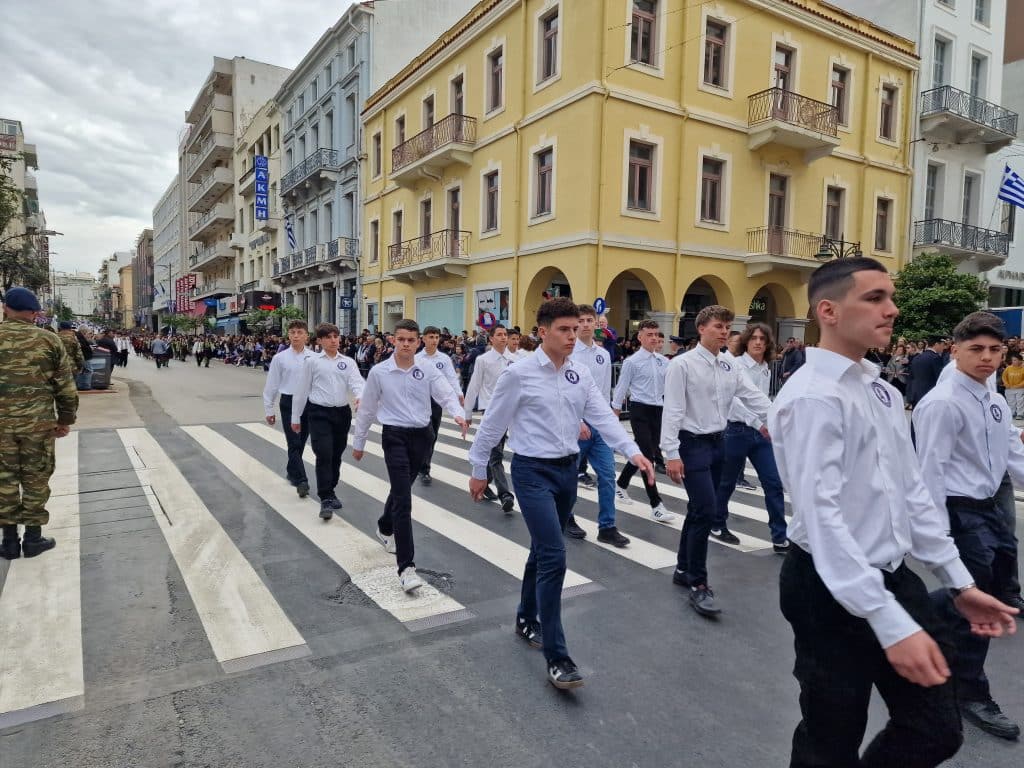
710, 527, 741, 545
514, 617, 543, 649
548, 658, 584, 689
672, 568, 689, 587
329, 497, 344, 510
597, 526, 630, 548
482, 488, 499, 502
564, 518, 587, 539
689, 585, 722, 617
319, 501, 334, 520
773, 540, 791, 555
21, 535, 55, 558
296, 481, 309, 498
0, 537, 20, 560
501, 496, 515, 515
419, 473, 432, 486
1002, 594, 1024, 616
961, 699, 1021, 740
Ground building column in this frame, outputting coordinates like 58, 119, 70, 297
731, 314, 752, 333
321, 287, 332, 328
645, 310, 679, 354
777, 317, 810, 342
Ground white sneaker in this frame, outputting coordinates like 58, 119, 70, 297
400, 567, 424, 593
376, 528, 397, 554
650, 503, 677, 523
614, 487, 634, 505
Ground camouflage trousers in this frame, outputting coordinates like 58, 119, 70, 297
0, 432, 56, 526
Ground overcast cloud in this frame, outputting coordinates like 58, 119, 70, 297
2, 0, 356, 276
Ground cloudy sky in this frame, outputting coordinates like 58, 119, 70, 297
2, 0, 357, 276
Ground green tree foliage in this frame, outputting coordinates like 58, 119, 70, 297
892, 253, 987, 339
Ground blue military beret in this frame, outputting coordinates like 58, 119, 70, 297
3, 286, 41, 312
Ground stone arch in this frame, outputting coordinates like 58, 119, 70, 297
744, 281, 797, 340
678, 275, 735, 339
522, 266, 574, 328
602, 267, 668, 338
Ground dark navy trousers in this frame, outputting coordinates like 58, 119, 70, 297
279, 394, 309, 486
676, 431, 725, 587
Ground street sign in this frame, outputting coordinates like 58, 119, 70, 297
593, 297, 606, 315
340, 296, 354, 310
254, 156, 269, 220
255, 155, 268, 170
478, 310, 497, 330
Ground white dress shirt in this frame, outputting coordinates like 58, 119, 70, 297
572, 338, 613, 402
511, 349, 531, 361
290, 352, 365, 421
611, 348, 668, 409
262, 345, 315, 417
727, 352, 773, 427
768, 348, 973, 649
415, 349, 462, 397
938, 358, 997, 392
468, 347, 641, 480
660, 345, 772, 460
352, 356, 462, 451
464, 347, 516, 418
913, 369, 1024, 507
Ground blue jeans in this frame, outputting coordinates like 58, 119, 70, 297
715, 422, 787, 544
578, 424, 616, 529
511, 454, 577, 663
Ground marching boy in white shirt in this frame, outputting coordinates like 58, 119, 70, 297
913, 311, 1024, 740
415, 325, 464, 486
263, 320, 316, 497
769, 257, 1016, 767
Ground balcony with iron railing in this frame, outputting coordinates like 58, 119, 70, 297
24, 172, 38, 198
239, 165, 257, 196
387, 229, 470, 283
913, 218, 1009, 270
391, 114, 477, 187
745, 226, 827, 277
273, 237, 359, 281
190, 278, 235, 300
281, 148, 341, 195
920, 85, 1018, 152
748, 88, 840, 162
187, 166, 233, 213
187, 93, 233, 149
186, 132, 233, 182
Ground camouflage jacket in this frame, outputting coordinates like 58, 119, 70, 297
0, 318, 78, 431
58, 329, 86, 372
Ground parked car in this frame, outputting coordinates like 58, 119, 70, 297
86, 346, 111, 389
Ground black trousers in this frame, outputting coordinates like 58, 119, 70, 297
780, 544, 962, 768
378, 425, 433, 574
420, 400, 443, 475
279, 394, 309, 486
306, 403, 351, 501
617, 402, 662, 506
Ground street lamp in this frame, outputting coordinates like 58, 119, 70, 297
815, 236, 862, 261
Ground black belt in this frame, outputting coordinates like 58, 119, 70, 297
382, 423, 431, 432
680, 430, 724, 442
518, 453, 579, 467
946, 496, 997, 511
307, 402, 352, 410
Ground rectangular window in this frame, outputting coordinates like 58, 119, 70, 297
484, 171, 499, 231
423, 95, 435, 129
311, 124, 319, 151
1002, 202, 1016, 240
879, 85, 896, 140
325, 62, 333, 85
925, 164, 939, 220
345, 94, 356, 146
539, 9, 559, 82
286, 147, 293, 171
369, 220, 379, 263
963, 173, 979, 225
704, 20, 727, 87
535, 148, 554, 216
975, 0, 989, 24
970, 54, 986, 98
348, 43, 356, 69
451, 75, 465, 115
392, 211, 403, 245
700, 158, 723, 223
627, 140, 654, 211
372, 132, 382, 177
874, 199, 891, 251
298, 94, 304, 114
830, 66, 849, 125
324, 112, 334, 150
395, 115, 405, 146
324, 203, 333, 241
297, 216, 305, 249
487, 47, 504, 112
420, 199, 432, 248
825, 186, 844, 240
631, 1, 657, 66
311, 78, 318, 102
933, 38, 948, 87
310, 210, 319, 245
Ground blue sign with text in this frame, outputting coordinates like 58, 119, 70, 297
254, 156, 269, 220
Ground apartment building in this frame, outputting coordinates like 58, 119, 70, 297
152, 174, 181, 323
131, 229, 154, 329
0, 117, 49, 293
51, 271, 98, 318
181, 56, 291, 330
361, 0, 917, 341
95, 251, 133, 323
274, 0, 478, 332
119, 263, 135, 329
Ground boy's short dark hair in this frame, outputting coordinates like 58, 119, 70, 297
536, 297, 580, 327
638, 319, 660, 331
394, 318, 420, 335
508, 328, 521, 337
315, 323, 340, 339
287, 320, 308, 331
489, 324, 507, 337
952, 311, 1006, 343
577, 304, 597, 318
423, 325, 441, 336
695, 305, 735, 328
808, 256, 888, 307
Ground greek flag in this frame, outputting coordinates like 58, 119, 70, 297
285, 214, 297, 250
998, 165, 1024, 209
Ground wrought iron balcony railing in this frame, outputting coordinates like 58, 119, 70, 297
913, 218, 1010, 257
388, 229, 470, 270
273, 238, 359, 277
281, 148, 341, 193
920, 85, 1018, 138
747, 226, 825, 260
392, 114, 478, 172
748, 88, 839, 138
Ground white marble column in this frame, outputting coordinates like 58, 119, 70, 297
731, 314, 752, 332
776, 317, 810, 342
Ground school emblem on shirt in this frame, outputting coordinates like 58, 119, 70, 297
718, 360, 732, 372
655, 358, 664, 367
565, 370, 580, 384
596, 354, 605, 364
871, 382, 891, 407
436, 362, 444, 370
412, 367, 424, 380
991, 404, 1003, 422
336, 361, 347, 370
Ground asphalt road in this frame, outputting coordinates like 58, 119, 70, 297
0, 353, 1020, 768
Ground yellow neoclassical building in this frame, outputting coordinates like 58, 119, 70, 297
360, 0, 917, 341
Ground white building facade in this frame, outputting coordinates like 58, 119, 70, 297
152, 174, 181, 319
53, 271, 98, 318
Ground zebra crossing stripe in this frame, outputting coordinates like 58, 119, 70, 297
118, 429, 309, 673
239, 422, 593, 592
0, 434, 85, 728
183, 425, 470, 629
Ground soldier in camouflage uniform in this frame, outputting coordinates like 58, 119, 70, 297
0, 287, 79, 560
57, 321, 86, 373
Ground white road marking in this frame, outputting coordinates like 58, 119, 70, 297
0, 434, 85, 727
185, 425, 469, 628
118, 429, 309, 673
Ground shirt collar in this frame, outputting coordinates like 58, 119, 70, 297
806, 347, 880, 381
741, 352, 764, 368
694, 344, 718, 365
534, 345, 570, 371
573, 339, 596, 353
953, 369, 991, 401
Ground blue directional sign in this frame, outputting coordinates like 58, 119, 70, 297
593, 297, 607, 315
254, 156, 269, 220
